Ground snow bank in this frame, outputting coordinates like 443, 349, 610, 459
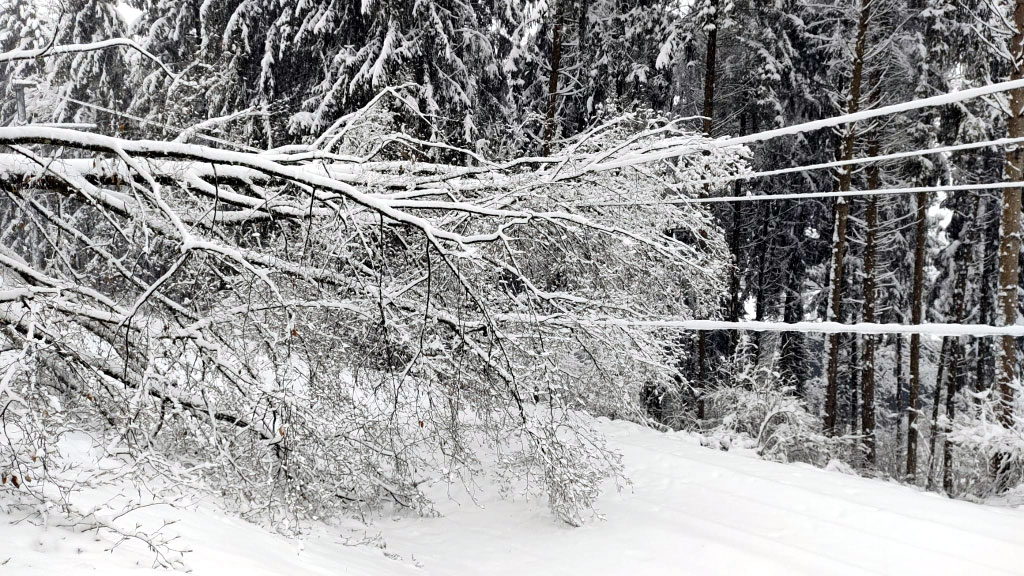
4, 418, 1024, 575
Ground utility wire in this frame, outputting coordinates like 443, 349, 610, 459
590, 75, 1024, 172
576, 181, 1024, 206
691, 135, 1024, 187
61, 96, 262, 153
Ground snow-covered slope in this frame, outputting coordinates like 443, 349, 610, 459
5, 418, 1023, 575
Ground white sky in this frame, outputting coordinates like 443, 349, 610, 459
115, 2, 142, 26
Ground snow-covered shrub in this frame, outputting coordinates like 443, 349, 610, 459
946, 394, 1024, 497
702, 375, 828, 464
699, 339, 830, 464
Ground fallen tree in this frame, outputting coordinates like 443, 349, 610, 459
0, 82, 743, 541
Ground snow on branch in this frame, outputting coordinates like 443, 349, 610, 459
0, 38, 181, 80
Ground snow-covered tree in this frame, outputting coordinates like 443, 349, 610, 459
48, 0, 131, 134
0, 0, 46, 123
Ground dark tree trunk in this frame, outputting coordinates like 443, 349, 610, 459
994, 0, 1024, 488
697, 333, 707, 420
753, 201, 772, 359
848, 333, 859, 436
927, 338, 949, 488
578, 0, 589, 53
701, 0, 719, 136
860, 139, 880, 464
943, 340, 962, 495
934, 195, 980, 492
825, 0, 871, 436
729, 113, 746, 353
695, 0, 720, 412
976, 196, 996, 398
907, 190, 928, 482
895, 333, 907, 474
781, 268, 807, 396
542, 1, 564, 156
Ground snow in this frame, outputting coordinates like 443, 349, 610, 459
0, 495, 418, 576
5, 418, 1024, 575
115, 3, 143, 26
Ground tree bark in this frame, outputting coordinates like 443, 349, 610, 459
696, 332, 707, 420
895, 333, 906, 473
781, 268, 806, 395
578, 0, 589, 54
994, 0, 1024, 487
701, 0, 719, 136
729, 112, 746, 334
942, 341, 961, 495
927, 337, 949, 488
695, 0, 720, 411
541, 1, 564, 156
907, 190, 928, 482
976, 196, 996, 397
825, 0, 871, 436
934, 194, 980, 493
860, 138, 880, 463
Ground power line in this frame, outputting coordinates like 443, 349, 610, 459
61, 96, 262, 153
588, 76, 1024, 172
576, 181, 1024, 206
551, 318, 1024, 337
692, 135, 1024, 187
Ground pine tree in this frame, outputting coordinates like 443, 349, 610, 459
825, 0, 873, 436
860, 135, 880, 464
128, 0, 206, 135
48, 0, 131, 135
542, 0, 564, 155
994, 0, 1024, 488
0, 0, 46, 123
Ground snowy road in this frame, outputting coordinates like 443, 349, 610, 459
380, 419, 1024, 576
4, 418, 1023, 575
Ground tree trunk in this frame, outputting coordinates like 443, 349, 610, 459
825, 0, 871, 436
781, 268, 806, 395
701, 0, 719, 136
848, 333, 859, 436
730, 196, 742, 324
695, 0, 720, 410
934, 194, 980, 492
895, 333, 906, 474
994, 0, 1024, 487
697, 332, 707, 420
729, 113, 746, 338
976, 196, 996, 397
542, 1, 564, 156
907, 190, 928, 482
942, 341, 961, 495
927, 338, 949, 489
578, 0, 589, 54
753, 202, 772, 360
860, 139, 880, 463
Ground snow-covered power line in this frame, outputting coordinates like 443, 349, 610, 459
590, 76, 1024, 172
61, 97, 262, 153
576, 181, 1024, 206
554, 318, 1024, 337
0, 38, 178, 80
693, 135, 1024, 186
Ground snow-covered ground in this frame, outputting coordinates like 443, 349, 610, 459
4, 418, 1023, 575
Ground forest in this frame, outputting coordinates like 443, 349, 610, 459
2, 0, 1024, 573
